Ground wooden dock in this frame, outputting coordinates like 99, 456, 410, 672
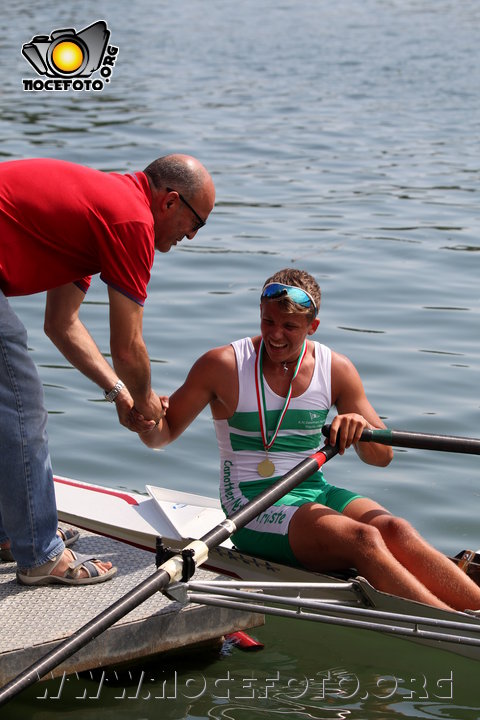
0, 529, 263, 685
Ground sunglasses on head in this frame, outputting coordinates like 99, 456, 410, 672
261, 282, 318, 316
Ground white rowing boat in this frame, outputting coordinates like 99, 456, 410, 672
54, 474, 480, 661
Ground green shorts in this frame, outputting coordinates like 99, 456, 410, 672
232, 481, 363, 567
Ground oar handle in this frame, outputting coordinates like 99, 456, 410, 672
322, 424, 480, 455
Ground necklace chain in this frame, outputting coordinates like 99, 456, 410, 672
255, 339, 307, 452
282, 357, 300, 373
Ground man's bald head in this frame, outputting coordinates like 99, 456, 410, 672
144, 154, 214, 200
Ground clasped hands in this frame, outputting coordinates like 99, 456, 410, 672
116, 391, 169, 434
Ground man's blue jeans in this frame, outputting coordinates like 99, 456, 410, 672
0, 290, 63, 568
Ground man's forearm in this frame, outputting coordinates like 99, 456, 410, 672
46, 315, 119, 391
110, 338, 162, 421
49, 318, 161, 423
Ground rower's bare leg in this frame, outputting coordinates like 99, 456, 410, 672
288, 502, 452, 610
344, 498, 480, 612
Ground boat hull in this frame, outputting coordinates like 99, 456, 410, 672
54, 475, 480, 661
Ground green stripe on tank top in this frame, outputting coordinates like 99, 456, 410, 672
227, 408, 329, 452
227, 408, 329, 432
230, 432, 324, 453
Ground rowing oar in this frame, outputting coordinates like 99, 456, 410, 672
0, 443, 338, 707
322, 424, 480, 455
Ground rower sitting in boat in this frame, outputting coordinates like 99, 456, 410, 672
137, 267, 480, 613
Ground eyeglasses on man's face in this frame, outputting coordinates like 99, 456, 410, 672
166, 187, 206, 230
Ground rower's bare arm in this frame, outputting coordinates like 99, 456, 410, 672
330, 351, 393, 466
140, 345, 237, 449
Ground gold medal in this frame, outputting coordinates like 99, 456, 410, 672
257, 458, 275, 477
255, 339, 307, 481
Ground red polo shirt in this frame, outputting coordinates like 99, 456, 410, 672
0, 158, 155, 305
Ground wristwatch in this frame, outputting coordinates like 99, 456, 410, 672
104, 380, 125, 403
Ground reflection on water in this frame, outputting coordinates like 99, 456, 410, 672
444, 245, 480, 252
21, 618, 480, 719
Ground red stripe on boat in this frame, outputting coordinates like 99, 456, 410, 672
54, 476, 139, 505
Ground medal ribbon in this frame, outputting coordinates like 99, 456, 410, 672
254, 339, 307, 453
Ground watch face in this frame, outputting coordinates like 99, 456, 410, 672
105, 381, 124, 402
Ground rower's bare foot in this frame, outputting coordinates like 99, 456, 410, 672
51, 549, 113, 579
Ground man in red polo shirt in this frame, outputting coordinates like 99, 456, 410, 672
0, 154, 215, 585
